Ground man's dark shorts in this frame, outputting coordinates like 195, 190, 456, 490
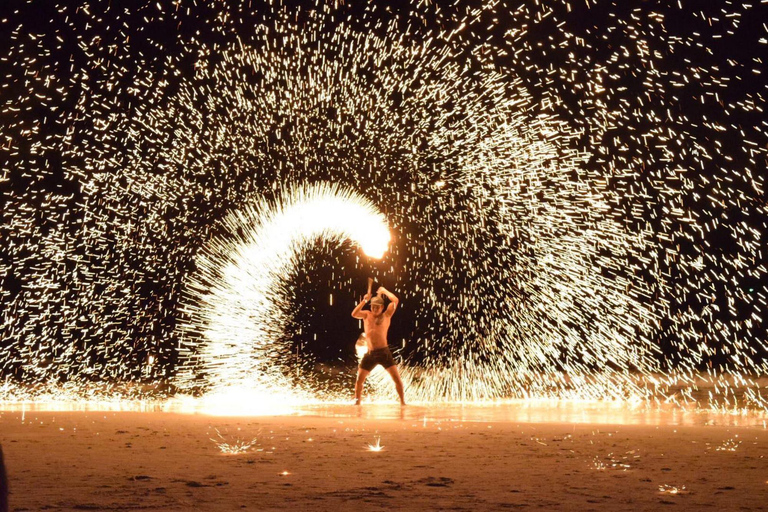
359, 346, 396, 372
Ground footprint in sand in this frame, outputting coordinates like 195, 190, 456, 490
417, 476, 455, 487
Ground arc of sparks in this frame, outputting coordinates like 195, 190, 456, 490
175, 182, 390, 396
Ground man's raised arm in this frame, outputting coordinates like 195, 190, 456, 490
351, 293, 371, 319
377, 287, 399, 317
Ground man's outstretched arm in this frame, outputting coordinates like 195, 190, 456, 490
351, 293, 371, 319
377, 287, 399, 317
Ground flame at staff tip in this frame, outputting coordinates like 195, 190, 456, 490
359, 227, 391, 259
175, 182, 390, 399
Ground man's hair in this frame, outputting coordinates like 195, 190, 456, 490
370, 296, 385, 306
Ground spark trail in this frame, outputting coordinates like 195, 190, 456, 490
176, 182, 390, 395
0, 0, 766, 409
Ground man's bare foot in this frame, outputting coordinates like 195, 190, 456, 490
355, 399, 361, 406
400, 401, 406, 406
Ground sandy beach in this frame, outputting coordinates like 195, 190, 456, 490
1, 403, 767, 511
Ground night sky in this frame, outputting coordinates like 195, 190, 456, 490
1, 0, 767, 403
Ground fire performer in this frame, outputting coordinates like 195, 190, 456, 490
351, 283, 406, 405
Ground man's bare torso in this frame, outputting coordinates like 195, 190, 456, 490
363, 312, 391, 350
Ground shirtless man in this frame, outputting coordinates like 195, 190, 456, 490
351, 286, 406, 405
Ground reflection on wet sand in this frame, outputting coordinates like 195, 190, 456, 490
297, 401, 768, 427
1, 399, 766, 428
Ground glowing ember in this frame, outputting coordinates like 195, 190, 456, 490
658, 484, 687, 495
367, 436, 384, 452
715, 438, 742, 452
590, 456, 607, 471
355, 334, 370, 360
590, 451, 635, 471
209, 428, 258, 455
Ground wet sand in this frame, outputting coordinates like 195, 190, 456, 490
1, 403, 767, 511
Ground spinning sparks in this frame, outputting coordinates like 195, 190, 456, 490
176, 183, 390, 395
0, 0, 767, 409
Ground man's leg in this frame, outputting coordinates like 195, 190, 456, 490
355, 368, 370, 405
385, 365, 406, 405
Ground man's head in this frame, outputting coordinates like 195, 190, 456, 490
370, 295, 385, 316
